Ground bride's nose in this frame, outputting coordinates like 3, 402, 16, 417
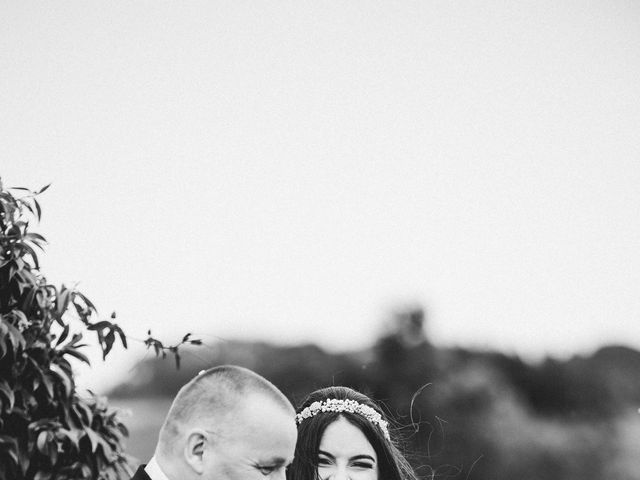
331, 466, 350, 480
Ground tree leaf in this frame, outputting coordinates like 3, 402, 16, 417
0, 325, 7, 360
50, 364, 73, 399
55, 427, 79, 449
56, 288, 71, 319
24, 232, 47, 251
103, 329, 115, 359
41, 373, 54, 399
3, 318, 26, 352
0, 380, 15, 411
114, 325, 127, 349
21, 286, 37, 312
87, 321, 111, 332
35, 470, 52, 480
62, 348, 90, 365
20, 242, 40, 269
84, 428, 101, 453
74, 291, 96, 313
25, 232, 46, 243
36, 431, 48, 454
17, 198, 35, 217
34, 198, 41, 221
0, 435, 18, 465
56, 324, 70, 347
74, 400, 94, 427
47, 436, 57, 465
66, 332, 83, 347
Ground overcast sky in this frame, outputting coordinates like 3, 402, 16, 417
2, 1, 640, 392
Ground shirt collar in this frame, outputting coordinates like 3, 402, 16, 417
144, 456, 172, 480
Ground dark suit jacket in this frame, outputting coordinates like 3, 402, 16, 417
130, 465, 152, 480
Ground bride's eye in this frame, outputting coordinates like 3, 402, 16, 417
352, 462, 374, 469
317, 457, 332, 466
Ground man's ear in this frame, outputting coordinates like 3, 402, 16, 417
184, 429, 208, 474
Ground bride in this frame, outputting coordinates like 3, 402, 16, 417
288, 386, 418, 480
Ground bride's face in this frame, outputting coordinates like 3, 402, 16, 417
317, 416, 379, 480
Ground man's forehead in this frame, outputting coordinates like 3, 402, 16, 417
214, 394, 291, 435
208, 390, 286, 419
240, 392, 294, 417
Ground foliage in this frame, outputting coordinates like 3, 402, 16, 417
0, 179, 200, 479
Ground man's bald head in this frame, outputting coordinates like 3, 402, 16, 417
157, 365, 293, 457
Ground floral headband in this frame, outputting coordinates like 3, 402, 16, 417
296, 398, 391, 441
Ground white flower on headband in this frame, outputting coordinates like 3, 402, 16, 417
296, 398, 391, 441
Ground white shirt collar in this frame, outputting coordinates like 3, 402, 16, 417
144, 456, 172, 480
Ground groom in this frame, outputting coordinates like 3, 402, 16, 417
131, 365, 297, 480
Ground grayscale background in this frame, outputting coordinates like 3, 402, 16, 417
2, 2, 640, 478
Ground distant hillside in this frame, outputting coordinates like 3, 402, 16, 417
110, 340, 362, 404
109, 337, 640, 418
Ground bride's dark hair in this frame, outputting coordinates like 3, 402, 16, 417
288, 386, 418, 480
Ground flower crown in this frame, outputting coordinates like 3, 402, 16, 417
296, 398, 391, 441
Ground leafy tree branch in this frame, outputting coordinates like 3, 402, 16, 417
0, 179, 199, 479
